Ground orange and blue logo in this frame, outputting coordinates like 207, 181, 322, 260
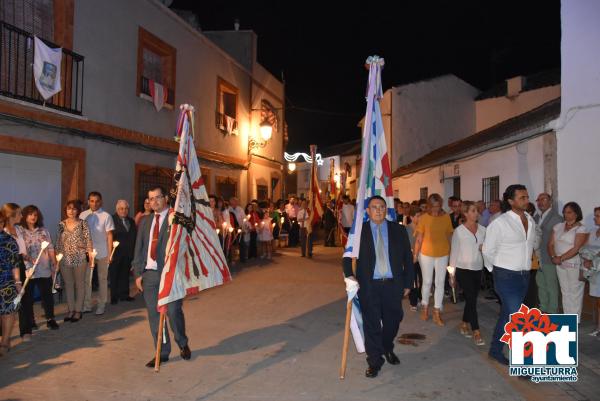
501, 304, 578, 383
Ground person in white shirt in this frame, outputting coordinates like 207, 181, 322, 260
79, 191, 114, 315
548, 202, 589, 321
285, 197, 300, 247
449, 201, 486, 346
340, 196, 355, 234
297, 200, 313, 257
482, 184, 536, 366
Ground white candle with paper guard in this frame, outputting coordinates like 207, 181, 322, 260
446, 266, 457, 303
109, 241, 120, 261
52, 253, 64, 294
88, 248, 97, 288
14, 241, 50, 305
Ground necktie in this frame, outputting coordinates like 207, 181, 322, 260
376, 224, 391, 277
150, 214, 160, 261
123, 218, 130, 232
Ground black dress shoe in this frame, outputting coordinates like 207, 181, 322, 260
146, 356, 168, 368
384, 351, 400, 365
365, 366, 380, 378
46, 319, 59, 330
180, 345, 191, 360
121, 296, 135, 302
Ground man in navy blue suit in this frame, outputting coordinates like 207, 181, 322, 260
343, 195, 415, 378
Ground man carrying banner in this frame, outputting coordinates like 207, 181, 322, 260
343, 195, 414, 378
132, 185, 191, 368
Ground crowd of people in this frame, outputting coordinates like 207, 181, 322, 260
405, 189, 600, 365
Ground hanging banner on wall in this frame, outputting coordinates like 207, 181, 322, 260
33, 36, 62, 100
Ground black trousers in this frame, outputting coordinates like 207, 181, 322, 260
18, 260, 34, 336
288, 219, 299, 246
409, 262, 422, 307
249, 231, 258, 258
359, 280, 404, 369
19, 277, 55, 336
109, 257, 131, 301
523, 269, 539, 309
456, 268, 481, 330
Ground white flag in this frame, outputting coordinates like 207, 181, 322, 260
33, 36, 62, 100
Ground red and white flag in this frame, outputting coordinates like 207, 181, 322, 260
307, 144, 324, 235
158, 105, 231, 310
149, 79, 168, 112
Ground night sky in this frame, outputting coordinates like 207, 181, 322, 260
171, 1, 561, 153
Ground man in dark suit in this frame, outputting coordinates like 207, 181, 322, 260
343, 195, 415, 378
132, 186, 191, 368
110, 200, 137, 304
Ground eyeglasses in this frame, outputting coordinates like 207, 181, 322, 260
149, 195, 164, 202
369, 205, 387, 211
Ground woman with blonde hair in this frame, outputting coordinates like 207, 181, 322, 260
414, 193, 454, 325
449, 201, 486, 345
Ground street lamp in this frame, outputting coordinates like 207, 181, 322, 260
248, 120, 273, 152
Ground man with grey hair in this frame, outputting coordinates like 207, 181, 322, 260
110, 199, 137, 304
534, 192, 563, 313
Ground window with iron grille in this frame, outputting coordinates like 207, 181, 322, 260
482, 176, 500, 205
216, 176, 237, 201
257, 185, 268, 202
453, 177, 461, 199
136, 166, 174, 213
420, 187, 428, 200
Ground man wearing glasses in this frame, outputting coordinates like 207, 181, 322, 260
343, 195, 415, 378
132, 186, 191, 368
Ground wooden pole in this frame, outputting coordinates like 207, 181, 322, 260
340, 258, 357, 379
339, 298, 353, 379
154, 311, 166, 372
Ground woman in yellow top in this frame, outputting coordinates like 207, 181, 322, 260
414, 193, 454, 325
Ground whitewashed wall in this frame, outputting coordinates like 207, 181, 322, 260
557, 0, 600, 227
393, 135, 546, 203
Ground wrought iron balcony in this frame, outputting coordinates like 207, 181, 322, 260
0, 21, 84, 115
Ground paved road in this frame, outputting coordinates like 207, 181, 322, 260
1, 246, 598, 401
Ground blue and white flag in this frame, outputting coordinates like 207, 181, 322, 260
343, 56, 396, 260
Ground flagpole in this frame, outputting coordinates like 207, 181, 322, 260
340, 258, 357, 379
154, 311, 166, 372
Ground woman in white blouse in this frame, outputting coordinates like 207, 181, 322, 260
582, 206, 600, 335
449, 201, 486, 346
548, 202, 589, 321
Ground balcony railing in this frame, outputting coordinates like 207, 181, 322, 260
215, 110, 239, 135
0, 21, 84, 115
139, 75, 174, 106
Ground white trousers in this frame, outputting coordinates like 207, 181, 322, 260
419, 254, 449, 309
556, 264, 585, 321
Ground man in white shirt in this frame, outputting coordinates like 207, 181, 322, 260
80, 191, 115, 315
340, 196, 355, 234
132, 186, 190, 368
297, 200, 313, 257
482, 184, 536, 366
285, 197, 300, 247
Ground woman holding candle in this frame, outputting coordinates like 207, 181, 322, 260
20, 205, 59, 330
56, 200, 93, 322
